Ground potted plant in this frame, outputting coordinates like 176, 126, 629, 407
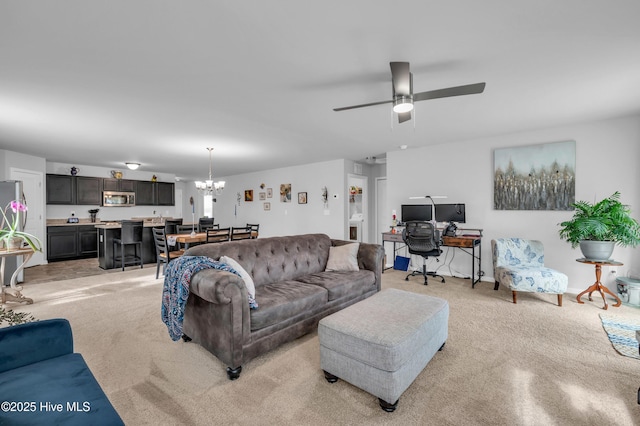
0, 200, 43, 252
558, 191, 640, 260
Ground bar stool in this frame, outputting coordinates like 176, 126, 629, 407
113, 220, 144, 271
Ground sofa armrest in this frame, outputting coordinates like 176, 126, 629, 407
332, 239, 385, 291
189, 269, 246, 304
0, 318, 73, 374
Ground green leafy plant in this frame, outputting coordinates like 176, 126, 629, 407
0, 200, 43, 251
558, 191, 640, 248
0, 305, 37, 327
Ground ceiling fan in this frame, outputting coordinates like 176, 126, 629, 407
333, 62, 486, 123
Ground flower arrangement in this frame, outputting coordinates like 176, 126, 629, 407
0, 200, 43, 252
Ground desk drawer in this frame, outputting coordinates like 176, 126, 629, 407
383, 233, 404, 243
442, 236, 478, 248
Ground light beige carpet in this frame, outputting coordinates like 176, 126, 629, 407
10, 268, 640, 425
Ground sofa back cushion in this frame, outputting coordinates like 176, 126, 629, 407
185, 233, 332, 286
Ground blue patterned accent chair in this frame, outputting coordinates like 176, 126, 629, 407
491, 238, 568, 306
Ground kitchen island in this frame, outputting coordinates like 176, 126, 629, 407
95, 221, 163, 270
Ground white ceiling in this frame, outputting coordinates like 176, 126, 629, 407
2, 1, 640, 181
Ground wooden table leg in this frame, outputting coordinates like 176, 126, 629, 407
576, 264, 621, 310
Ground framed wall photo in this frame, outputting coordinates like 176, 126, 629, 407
494, 140, 575, 210
259, 192, 266, 200
280, 183, 291, 203
267, 188, 273, 198
244, 190, 253, 202
264, 202, 271, 211
298, 192, 307, 204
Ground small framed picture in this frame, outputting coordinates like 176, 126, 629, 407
264, 202, 271, 211
244, 190, 253, 202
267, 188, 273, 198
298, 192, 307, 204
259, 192, 266, 200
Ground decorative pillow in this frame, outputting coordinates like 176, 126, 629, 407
220, 255, 258, 309
325, 243, 360, 272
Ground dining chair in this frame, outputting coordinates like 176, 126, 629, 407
176, 224, 195, 234
206, 227, 230, 243
198, 217, 215, 233
246, 223, 259, 238
152, 227, 184, 279
231, 226, 252, 241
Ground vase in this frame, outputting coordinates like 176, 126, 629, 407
6, 237, 24, 251
579, 240, 615, 261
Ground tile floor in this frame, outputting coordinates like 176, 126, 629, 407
24, 258, 144, 284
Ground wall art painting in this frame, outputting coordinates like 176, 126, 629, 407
494, 140, 575, 210
259, 192, 266, 200
298, 192, 307, 204
244, 190, 253, 202
264, 202, 271, 211
280, 184, 291, 203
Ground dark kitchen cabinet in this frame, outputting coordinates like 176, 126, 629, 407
135, 181, 156, 205
156, 182, 175, 206
47, 225, 98, 261
78, 225, 98, 256
46, 174, 75, 205
47, 226, 79, 261
103, 178, 135, 192
76, 177, 102, 205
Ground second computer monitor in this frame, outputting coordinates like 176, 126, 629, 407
401, 204, 432, 223
435, 203, 466, 223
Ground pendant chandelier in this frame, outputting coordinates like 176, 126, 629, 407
195, 148, 225, 195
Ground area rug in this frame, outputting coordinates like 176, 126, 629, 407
599, 313, 640, 359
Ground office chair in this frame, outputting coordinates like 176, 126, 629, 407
403, 221, 445, 285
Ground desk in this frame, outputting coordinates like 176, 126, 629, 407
381, 232, 482, 287
576, 258, 622, 310
1, 248, 34, 304
442, 236, 482, 287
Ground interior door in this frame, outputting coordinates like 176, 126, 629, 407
10, 168, 45, 267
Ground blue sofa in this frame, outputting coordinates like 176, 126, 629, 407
0, 318, 124, 425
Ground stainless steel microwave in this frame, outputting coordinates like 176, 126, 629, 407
103, 191, 136, 207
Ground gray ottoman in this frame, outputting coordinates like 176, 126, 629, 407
319, 288, 449, 412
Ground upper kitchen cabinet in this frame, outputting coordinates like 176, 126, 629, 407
47, 174, 103, 205
135, 181, 175, 206
156, 182, 175, 206
135, 181, 155, 205
46, 174, 75, 204
76, 177, 102, 205
103, 178, 135, 192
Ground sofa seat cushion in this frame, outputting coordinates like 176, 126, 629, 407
0, 353, 124, 425
250, 281, 328, 331
296, 270, 376, 301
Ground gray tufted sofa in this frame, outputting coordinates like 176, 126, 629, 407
183, 233, 384, 380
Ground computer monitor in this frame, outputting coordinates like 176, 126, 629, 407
401, 204, 432, 223
435, 203, 466, 223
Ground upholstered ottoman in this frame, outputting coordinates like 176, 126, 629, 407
319, 288, 448, 412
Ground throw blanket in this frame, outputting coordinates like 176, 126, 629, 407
161, 256, 243, 341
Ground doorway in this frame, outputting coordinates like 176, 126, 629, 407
9, 168, 45, 267
347, 174, 368, 243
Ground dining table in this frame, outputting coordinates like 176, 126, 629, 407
168, 230, 258, 250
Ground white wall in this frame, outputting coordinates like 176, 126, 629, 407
205, 159, 348, 239
387, 114, 640, 294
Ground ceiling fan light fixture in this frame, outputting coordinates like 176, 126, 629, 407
125, 162, 140, 170
393, 96, 413, 113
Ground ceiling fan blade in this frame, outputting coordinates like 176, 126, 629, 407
333, 99, 393, 112
397, 111, 412, 123
413, 82, 486, 102
390, 62, 411, 96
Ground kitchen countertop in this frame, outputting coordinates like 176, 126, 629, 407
47, 217, 176, 228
